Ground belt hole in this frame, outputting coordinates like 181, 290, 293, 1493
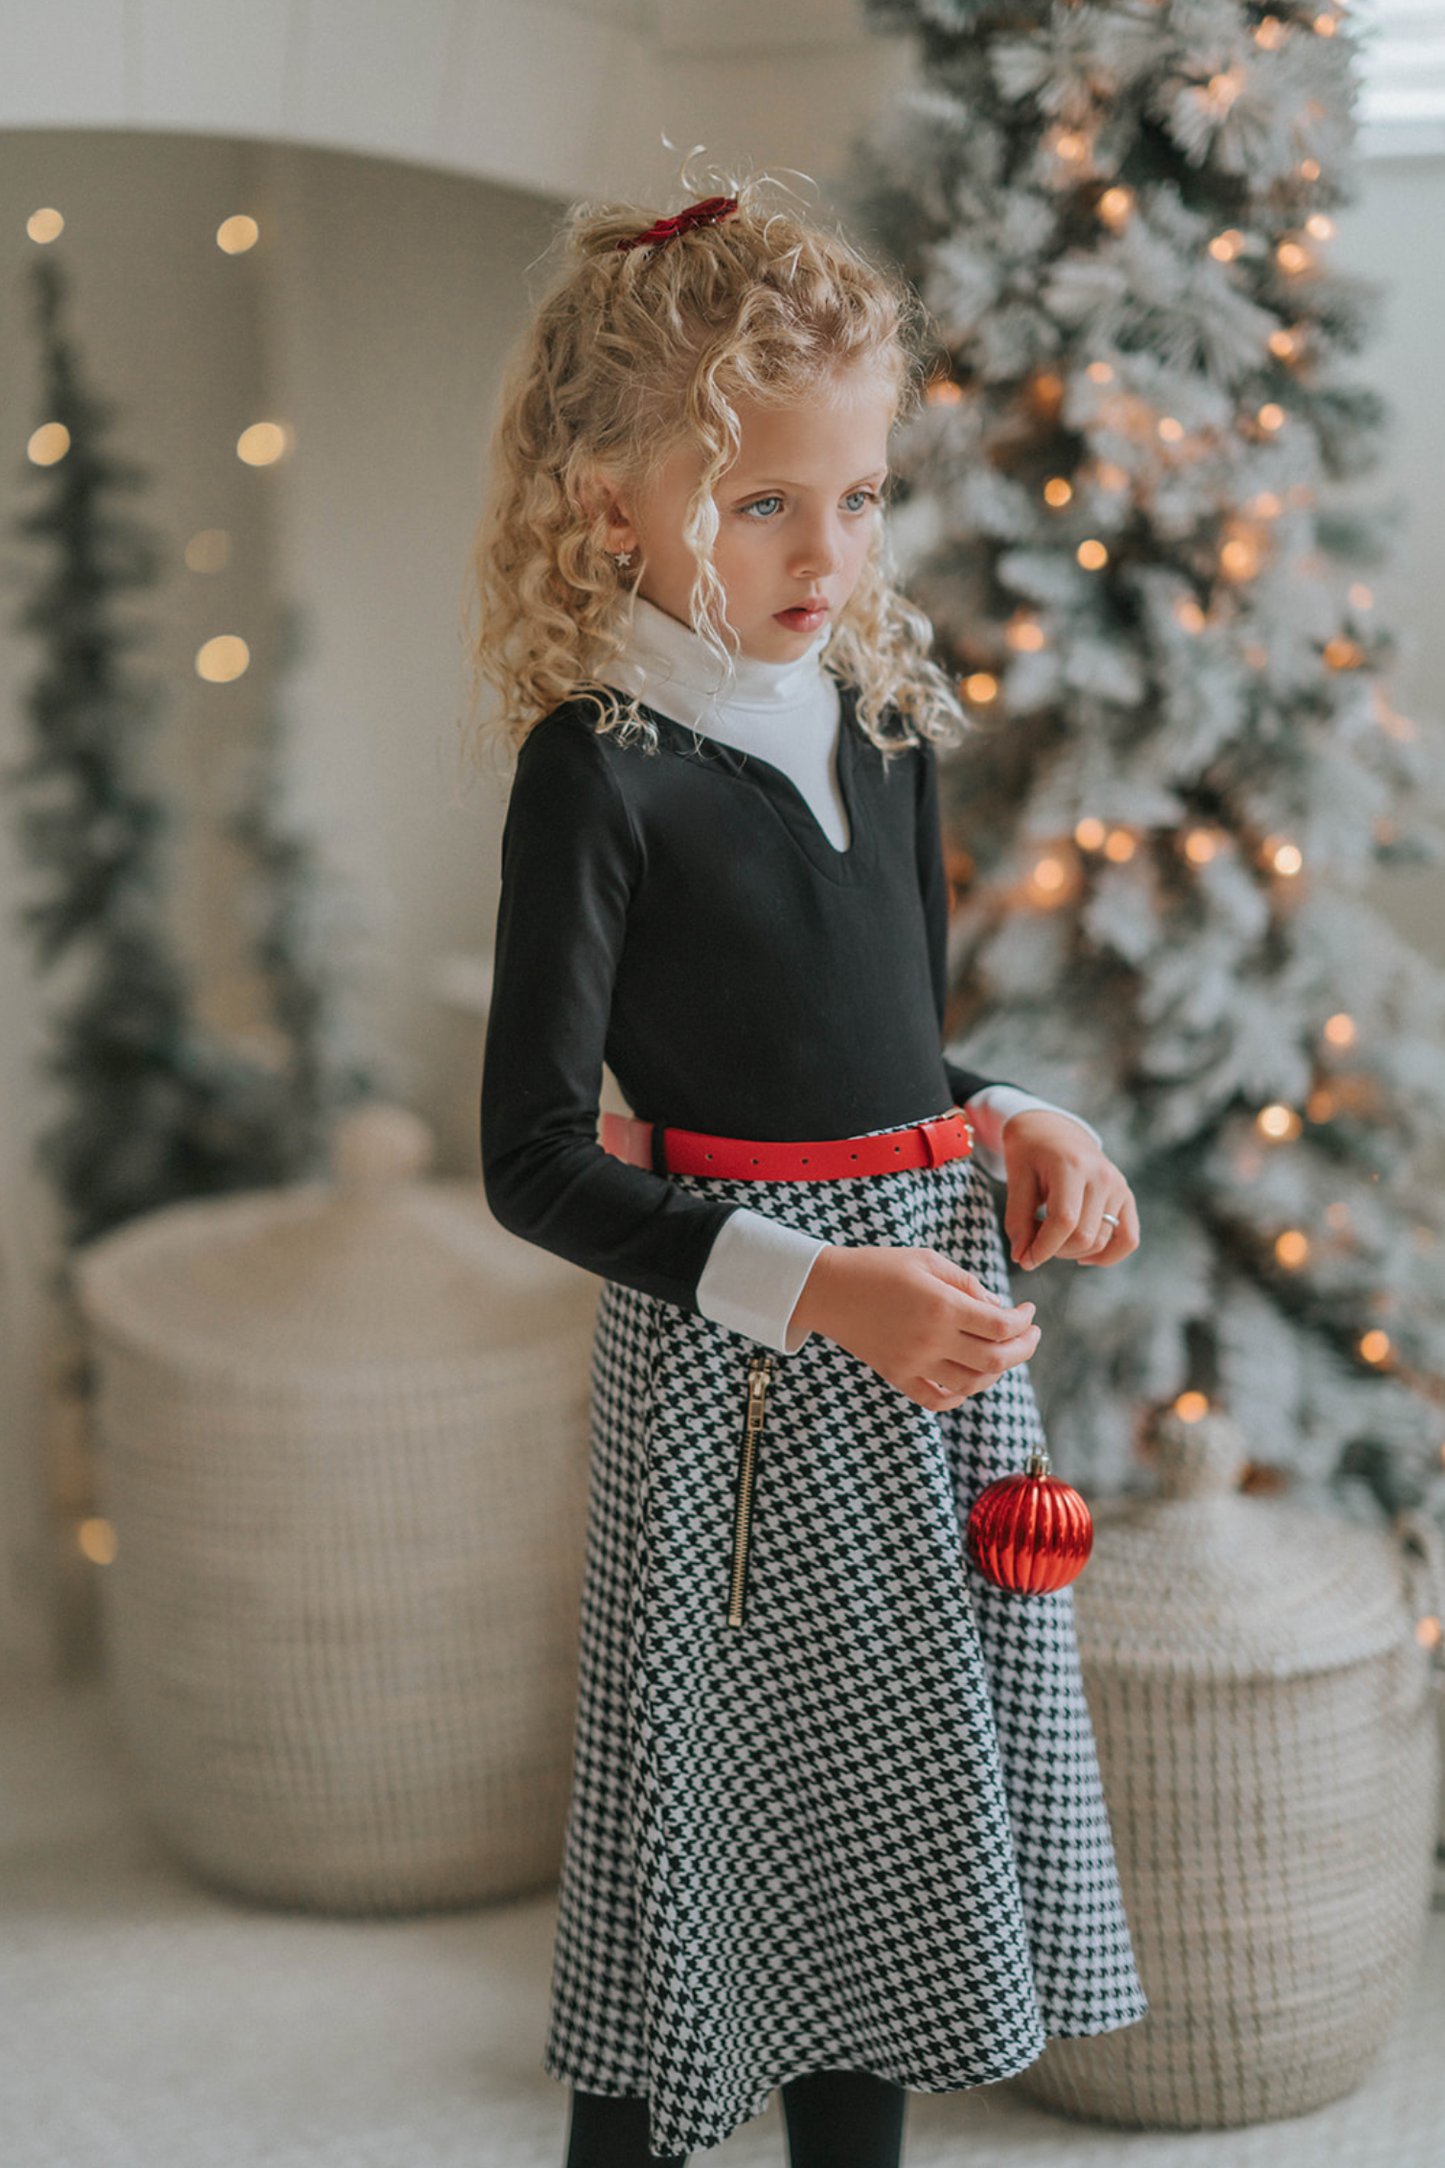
752, 1157, 759, 1165
851, 1152, 858, 1160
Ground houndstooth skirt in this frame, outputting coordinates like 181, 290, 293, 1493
544, 1151, 1145, 2157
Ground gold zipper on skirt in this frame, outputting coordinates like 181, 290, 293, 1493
727, 1354, 774, 1629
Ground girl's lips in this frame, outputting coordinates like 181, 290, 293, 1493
775, 602, 829, 630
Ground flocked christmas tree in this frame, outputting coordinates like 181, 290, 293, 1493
854, 0, 1445, 1516
12, 253, 349, 1247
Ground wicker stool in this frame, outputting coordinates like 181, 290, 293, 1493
76, 1107, 597, 1914
1021, 1412, 1442, 2128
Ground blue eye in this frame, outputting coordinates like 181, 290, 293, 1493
742, 495, 784, 520
843, 489, 879, 514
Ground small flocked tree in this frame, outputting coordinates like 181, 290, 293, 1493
12, 253, 345, 1247
854, 0, 1445, 1516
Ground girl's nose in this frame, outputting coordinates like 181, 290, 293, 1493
790, 514, 844, 580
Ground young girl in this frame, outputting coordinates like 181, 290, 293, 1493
473, 185, 1146, 2168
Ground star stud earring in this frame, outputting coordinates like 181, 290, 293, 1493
610, 549, 635, 570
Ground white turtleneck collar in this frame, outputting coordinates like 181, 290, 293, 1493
607, 597, 850, 849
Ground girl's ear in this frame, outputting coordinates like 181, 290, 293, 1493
579, 472, 641, 561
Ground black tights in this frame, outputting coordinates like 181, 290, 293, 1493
565, 2070, 907, 2168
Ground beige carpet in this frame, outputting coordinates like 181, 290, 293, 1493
2, 1671, 1441, 2168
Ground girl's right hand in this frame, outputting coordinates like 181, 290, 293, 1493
790, 1245, 1040, 1413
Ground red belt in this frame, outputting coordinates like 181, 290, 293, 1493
600, 1108, 974, 1183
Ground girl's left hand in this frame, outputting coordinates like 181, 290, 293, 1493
1001, 1111, 1139, 1271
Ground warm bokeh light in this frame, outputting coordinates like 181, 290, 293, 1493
1086, 360, 1115, 385
1158, 416, 1185, 443
1255, 15, 1286, 47
1276, 241, 1310, 275
1055, 129, 1089, 162
963, 672, 998, 703
1006, 617, 1046, 653
1077, 538, 1109, 570
1174, 597, 1206, 633
27, 206, 65, 243
1300, 157, 1321, 181
196, 635, 251, 683
1359, 1329, 1391, 1366
1325, 1201, 1351, 1231
27, 422, 70, 465
78, 1516, 118, 1565
1306, 213, 1335, 241
1324, 636, 1365, 670
1184, 828, 1219, 865
1268, 839, 1303, 877
1095, 460, 1128, 491
237, 421, 289, 465
1030, 854, 1068, 897
1314, 11, 1339, 34
1258, 1103, 1301, 1141
184, 528, 231, 574
1174, 1391, 1209, 1423
1103, 828, 1136, 863
1032, 371, 1064, 409
1349, 583, 1374, 610
1209, 229, 1244, 262
1221, 536, 1260, 580
1044, 476, 1073, 507
1268, 328, 1300, 360
217, 214, 260, 253
1274, 1230, 1310, 1269
1323, 1012, 1357, 1048
1257, 403, 1286, 431
1251, 491, 1282, 517
926, 376, 963, 407
1097, 186, 1133, 229
1307, 1087, 1337, 1123
1244, 643, 1268, 669
1074, 817, 1107, 851
1417, 1615, 1443, 1651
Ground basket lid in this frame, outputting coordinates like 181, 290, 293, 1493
1074, 1410, 1414, 1678
75, 1105, 592, 1378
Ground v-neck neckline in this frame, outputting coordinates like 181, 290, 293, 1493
632, 687, 876, 886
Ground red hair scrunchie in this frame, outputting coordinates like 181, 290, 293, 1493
616, 196, 739, 253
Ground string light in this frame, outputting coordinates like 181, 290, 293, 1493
1324, 636, 1365, 670
1349, 583, 1374, 610
1103, 828, 1136, 863
1268, 839, 1303, 876
1306, 213, 1336, 241
1314, 11, 1339, 34
196, 635, 250, 683
1257, 403, 1286, 432
1268, 328, 1300, 360
964, 672, 998, 703
1174, 597, 1206, 632
1206, 70, 1243, 109
1006, 616, 1047, 653
1174, 1391, 1209, 1422
27, 422, 70, 465
1299, 157, 1321, 180
1258, 1103, 1302, 1141
1044, 476, 1073, 506
1077, 538, 1109, 570
237, 421, 290, 465
1276, 240, 1310, 274
1209, 229, 1245, 262
26, 207, 64, 243
1074, 817, 1107, 850
1359, 1329, 1391, 1366
1325, 1201, 1351, 1231
1158, 416, 1185, 442
1095, 460, 1128, 491
1184, 827, 1220, 865
78, 1517, 118, 1565
1255, 15, 1286, 48
184, 528, 231, 574
1417, 1616, 1443, 1651
1323, 1012, 1357, 1048
1086, 361, 1115, 385
1097, 187, 1134, 230
1274, 1230, 1310, 1269
926, 376, 963, 407
217, 215, 260, 253
1251, 491, 1282, 517
1221, 535, 1261, 580
1307, 1086, 1337, 1123
1032, 371, 1065, 411
1054, 128, 1090, 162
1028, 853, 1069, 901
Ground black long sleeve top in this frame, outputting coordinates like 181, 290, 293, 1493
480, 691, 993, 1313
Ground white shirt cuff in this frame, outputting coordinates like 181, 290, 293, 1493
695, 1208, 826, 1354
964, 1086, 1101, 1182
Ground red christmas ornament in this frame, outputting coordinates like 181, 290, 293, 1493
967, 1450, 1094, 1594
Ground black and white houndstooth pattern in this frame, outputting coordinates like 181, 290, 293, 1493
545, 1153, 1146, 2158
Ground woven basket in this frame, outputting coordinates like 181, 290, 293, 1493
75, 1107, 597, 1914
1021, 1412, 1442, 2129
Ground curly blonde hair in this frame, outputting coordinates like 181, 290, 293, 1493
466, 178, 963, 756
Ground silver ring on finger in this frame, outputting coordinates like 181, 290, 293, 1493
1101, 1211, 1120, 1228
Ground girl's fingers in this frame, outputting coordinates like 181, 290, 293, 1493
1019, 1171, 1085, 1268
1078, 1188, 1141, 1265
1004, 1161, 1045, 1267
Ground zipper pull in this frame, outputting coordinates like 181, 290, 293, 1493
727, 1354, 773, 1630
